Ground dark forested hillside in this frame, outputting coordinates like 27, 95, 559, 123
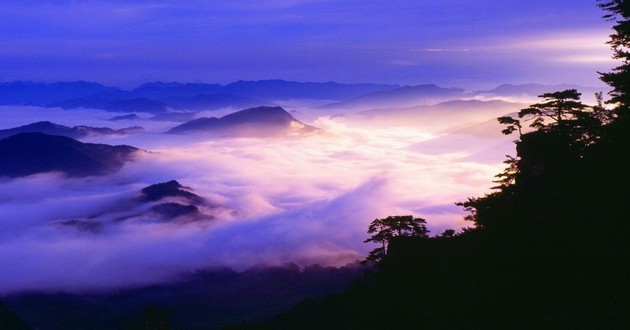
0, 133, 139, 177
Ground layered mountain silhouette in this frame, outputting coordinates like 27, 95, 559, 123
3, 263, 362, 329
55, 180, 216, 232
160, 93, 271, 111
132, 82, 224, 98
479, 83, 607, 103
136, 180, 211, 222
1, 80, 605, 115
109, 114, 142, 121
150, 112, 197, 122
356, 99, 525, 129
47, 97, 167, 113
0, 121, 144, 140
221, 79, 399, 100
322, 84, 468, 109
168, 106, 318, 136
0, 80, 399, 112
47, 94, 269, 112
140, 180, 205, 204
0, 133, 139, 177
133, 80, 399, 101
0, 81, 118, 105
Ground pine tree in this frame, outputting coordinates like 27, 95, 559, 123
363, 215, 428, 263
598, 0, 630, 120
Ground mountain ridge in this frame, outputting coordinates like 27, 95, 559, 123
168, 106, 318, 136
0, 121, 144, 140
0, 132, 140, 177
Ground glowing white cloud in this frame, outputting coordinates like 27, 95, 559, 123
0, 103, 514, 293
500, 31, 614, 65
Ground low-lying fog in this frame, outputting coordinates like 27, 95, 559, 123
0, 101, 518, 293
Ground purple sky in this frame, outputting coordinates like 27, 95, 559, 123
0, 0, 614, 88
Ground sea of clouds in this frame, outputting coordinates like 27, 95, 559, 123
0, 102, 516, 293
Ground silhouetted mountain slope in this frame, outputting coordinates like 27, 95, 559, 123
132, 80, 398, 101
0, 80, 606, 111
160, 93, 270, 111
247, 228, 630, 330
132, 81, 225, 98
54, 180, 215, 231
150, 202, 203, 219
4, 263, 363, 330
0, 81, 118, 105
140, 180, 205, 204
0, 121, 144, 140
323, 84, 467, 109
0, 302, 29, 330
150, 111, 197, 122
355, 99, 524, 129
223, 79, 399, 100
102, 98, 167, 113
47, 97, 167, 113
168, 106, 318, 136
361, 99, 521, 117
480, 83, 606, 103
109, 113, 142, 121
0, 133, 139, 177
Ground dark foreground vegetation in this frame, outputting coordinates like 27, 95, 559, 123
234, 2, 630, 329
1, 264, 363, 329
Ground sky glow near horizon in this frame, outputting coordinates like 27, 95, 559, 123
0, 0, 615, 88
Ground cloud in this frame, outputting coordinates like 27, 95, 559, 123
0, 102, 514, 293
491, 31, 613, 64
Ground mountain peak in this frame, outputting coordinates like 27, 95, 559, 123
0, 132, 139, 177
0, 121, 145, 140
168, 106, 317, 136
140, 180, 204, 204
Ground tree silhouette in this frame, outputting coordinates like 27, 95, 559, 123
498, 89, 605, 144
363, 215, 428, 263
251, 3, 630, 328
460, 89, 598, 230
599, 0, 630, 120
438, 229, 456, 238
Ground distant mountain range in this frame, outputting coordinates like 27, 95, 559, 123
0, 81, 116, 105
160, 93, 271, 111
0, 121, 144, 140
47, 97, 168, 113
168, 106, 318, 137
359, 99, 524, 118
0, 80, 400, 112
109, 114, 142, 121
150, 112, 197, 122
0, 132, 139, 177
322, 84, 469, 109
133, 80, 400, 101
354, 99, 526, 129
480, 83, 606, 98
0, 80, 607, 114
